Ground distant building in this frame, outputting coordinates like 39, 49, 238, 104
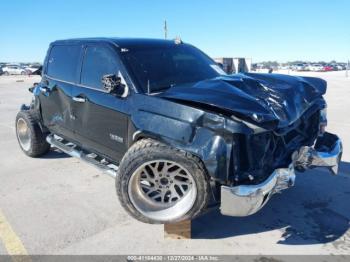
214, 57, 252, 74
214, 58, 233, 74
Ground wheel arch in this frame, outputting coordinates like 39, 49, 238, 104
129, 123, 232, 184
128, 94, 255, 183
131, 130, 206, 168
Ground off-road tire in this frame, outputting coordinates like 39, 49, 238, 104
116, 138, 210, 224
15, 110, 50, 157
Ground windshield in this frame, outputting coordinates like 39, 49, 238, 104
120, 44, 224, 93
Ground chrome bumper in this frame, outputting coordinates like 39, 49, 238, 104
220, 132, 342, 217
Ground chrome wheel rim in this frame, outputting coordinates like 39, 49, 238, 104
16, 118, 31, 151
128, 160, 197, 222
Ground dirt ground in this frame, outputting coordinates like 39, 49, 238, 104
0, 71, 349, 255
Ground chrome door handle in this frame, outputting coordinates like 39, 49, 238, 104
72, 96, 86, 103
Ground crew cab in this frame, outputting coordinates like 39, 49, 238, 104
16, 38, 342, 224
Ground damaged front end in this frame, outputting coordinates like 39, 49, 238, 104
217, 86, 342, 217
150, 73, 343, 217
221, 131, 342, 217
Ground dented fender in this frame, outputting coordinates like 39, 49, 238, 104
129, 94, 256, 182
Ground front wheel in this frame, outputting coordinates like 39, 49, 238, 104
116, 139, 210, 224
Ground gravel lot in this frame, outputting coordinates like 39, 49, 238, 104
0, 71, 349, 255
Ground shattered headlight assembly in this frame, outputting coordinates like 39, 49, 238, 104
319, 107, 327, 136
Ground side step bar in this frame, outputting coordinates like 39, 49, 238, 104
46, 134, 118, 178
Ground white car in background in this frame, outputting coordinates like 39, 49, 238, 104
24, 64, 41, 74
309, 64, 324, 71
279, 65, 290, 70
2, 65, 28, 75
291, 63, 306, 71
303, 64, 312, 71
334, 64, 346, 71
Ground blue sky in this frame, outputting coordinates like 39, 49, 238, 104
1, 0, 349, 63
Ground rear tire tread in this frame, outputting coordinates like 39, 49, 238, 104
16, 110, 50, 157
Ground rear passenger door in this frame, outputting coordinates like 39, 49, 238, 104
71, 44, 129, 162
40, 44, 82, 140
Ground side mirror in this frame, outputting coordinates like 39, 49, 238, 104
101, 74, 125, 96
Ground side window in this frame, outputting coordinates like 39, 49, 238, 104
47, 45, 81, 82
81, 46, 119, 89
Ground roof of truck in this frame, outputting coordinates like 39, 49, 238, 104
51, 37, 183, 49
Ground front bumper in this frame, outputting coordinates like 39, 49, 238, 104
220, 132, 342, 217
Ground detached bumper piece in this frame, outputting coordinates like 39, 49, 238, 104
294, 132, 342, 175
220, 132, 342, 217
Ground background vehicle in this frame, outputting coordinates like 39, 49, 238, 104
24, 64, 41, 74
329, 64, 339, 71
336, 64, 345, 70
15, 38, 342, 224
309, 64, 324, 71
279, 64, 290, 70
2, 65, 28, 75
291, 63, 306, 71
324, 65, 334, 71
303, 64, 312, 71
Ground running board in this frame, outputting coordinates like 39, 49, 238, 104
46, 134, 118, 178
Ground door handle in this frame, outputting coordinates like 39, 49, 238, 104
72, 96, 86, 103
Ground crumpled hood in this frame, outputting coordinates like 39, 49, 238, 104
159, 73, 326, 129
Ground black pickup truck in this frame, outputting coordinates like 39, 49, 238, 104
16, 38, 342, 224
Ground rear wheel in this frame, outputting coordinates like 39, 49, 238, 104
15, 110, 50, 157
116, 139, 210, 224
4, 71, 9, 76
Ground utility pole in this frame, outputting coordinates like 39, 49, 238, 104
164, 20, 168, 39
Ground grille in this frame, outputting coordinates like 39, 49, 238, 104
233, 110, 320, 184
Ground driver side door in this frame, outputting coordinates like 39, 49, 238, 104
71, 44, 129, 162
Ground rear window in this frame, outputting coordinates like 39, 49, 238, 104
47, 45, 81, 82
